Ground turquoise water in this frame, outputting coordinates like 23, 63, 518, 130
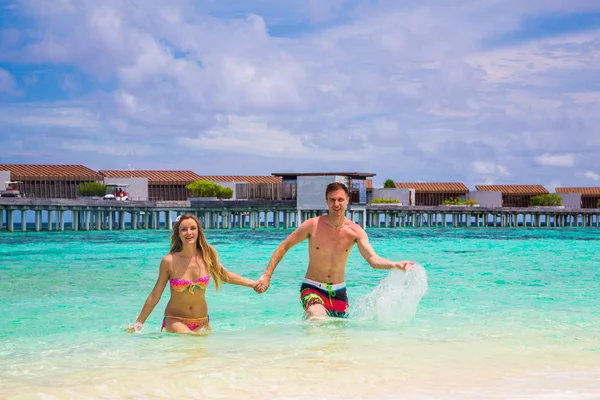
1, 228, 599, 399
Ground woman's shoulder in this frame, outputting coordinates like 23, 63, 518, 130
161, 253, 175, 265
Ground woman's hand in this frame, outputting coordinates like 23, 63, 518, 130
254, 274, 271, 293
125, 322, 143, 333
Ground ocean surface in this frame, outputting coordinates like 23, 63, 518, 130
1, 228, 599, 400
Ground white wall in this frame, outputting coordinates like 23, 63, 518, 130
558, 193, 581, 208
297, 175, 346, 210
468, 191, 502, 207
103, 177, 148, 201
371, 188, 412, 205
0, 171, 9, 190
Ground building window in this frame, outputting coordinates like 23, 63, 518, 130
349, 179, 367, 204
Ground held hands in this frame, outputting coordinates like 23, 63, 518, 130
253, 274, 271, 294
393, 261, 415, 271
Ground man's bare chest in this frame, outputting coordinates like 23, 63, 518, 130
310, 229, 357, 253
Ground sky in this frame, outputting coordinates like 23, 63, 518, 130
1, 0, 599, 189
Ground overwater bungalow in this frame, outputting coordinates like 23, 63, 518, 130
0, 164, 102, 199
555, 187, 600, 209
271, 172, 375, 206
2, 165, 600, 232
196, 175, 289, 200
99, 170, 201, 201
393, 182, 469, 206
474, 185, 548, 208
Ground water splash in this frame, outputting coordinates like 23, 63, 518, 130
353, 264, 428, 323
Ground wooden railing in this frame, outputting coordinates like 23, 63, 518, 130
235, 183, 297, 201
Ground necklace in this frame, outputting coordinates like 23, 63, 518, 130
325, 216, 346, 229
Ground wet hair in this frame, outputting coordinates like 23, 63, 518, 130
325, 182, 349, 198
169, 213, 228, 290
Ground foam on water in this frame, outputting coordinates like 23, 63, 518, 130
353, 264, 428, 322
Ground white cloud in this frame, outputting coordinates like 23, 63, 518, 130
535, 153, 575, 167
584, 171, 600, 181
468, 31, 600, 85
0, 105, 98, 128
547, 180, 561, 192
0, 1, 599, 184
472, 161, 509, 176
59, 140, 158, 157
307, 0, 346, 23
470, 161, 509, 186
180, 115, 362, 160
0, 68, 20, 95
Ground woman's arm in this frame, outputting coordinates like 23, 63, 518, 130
222, 267, 256, 287
125, 256, 171, 332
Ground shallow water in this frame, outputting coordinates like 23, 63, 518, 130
1, 228, 599, 399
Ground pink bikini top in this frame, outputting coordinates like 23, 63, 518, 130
170, 276, 210, 293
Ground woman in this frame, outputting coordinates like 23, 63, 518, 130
126, 213, 256, 334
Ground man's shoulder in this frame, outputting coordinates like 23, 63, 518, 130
304, 216, 322, 226
347, 220, 367, 236
297, 216, 319, 234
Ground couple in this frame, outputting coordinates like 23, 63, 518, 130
127, 182, 415, 334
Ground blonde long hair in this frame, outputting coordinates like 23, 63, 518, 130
169, 213, 228, 290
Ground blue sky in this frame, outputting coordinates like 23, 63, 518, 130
1, 0, 600, 188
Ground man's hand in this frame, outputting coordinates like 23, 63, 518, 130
254, 274, 271, 293
393, 261, 415, 271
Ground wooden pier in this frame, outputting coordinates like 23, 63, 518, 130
363, 205, 600, 228
0, 199, 599, 232
0, 199, 299, 232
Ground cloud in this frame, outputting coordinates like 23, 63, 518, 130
472, 161, 509, 176
0, 68, 20, 95
58, 140, 158, 157
0, 105, 98, 128
534, 153, 575, 167
584, 171, 600, 181
470, 161, 510, 186
0, 1, 599, 186
180, 115, 362, 160
468, 32, 600, 85
546, 179, 561, 192
307, 0, 346, 23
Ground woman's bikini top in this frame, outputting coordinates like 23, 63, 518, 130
170, 276, 210, 293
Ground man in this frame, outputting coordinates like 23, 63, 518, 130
254, 182, 415, 319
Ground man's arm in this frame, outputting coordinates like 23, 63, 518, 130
254, 219, 313, 293
356, 228, 414, 271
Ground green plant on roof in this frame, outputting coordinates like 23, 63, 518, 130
530, 194, 562, 207
442, 197, 460, 205
442, 197, 478, 206
186, 180, 233, 199
78, 182, 106, 196
219, 187, 233, 199
383, 179, 395, 188
371, 198, 400, 204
